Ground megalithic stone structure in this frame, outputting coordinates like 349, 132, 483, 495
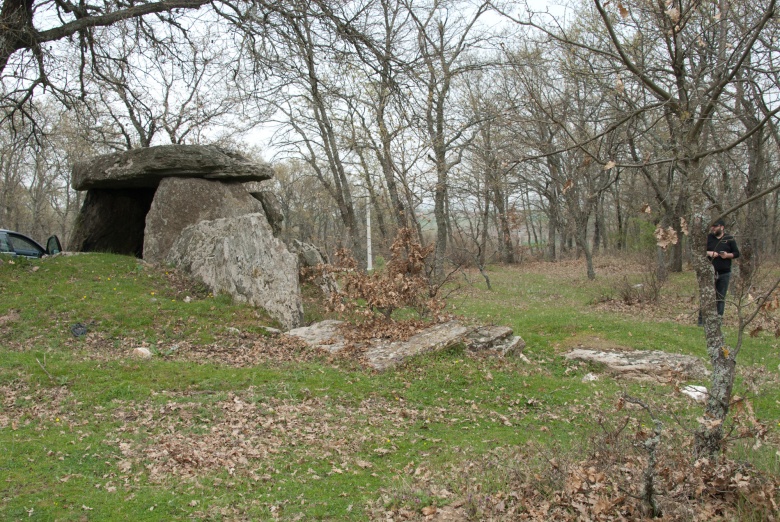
69, 144, 302, 329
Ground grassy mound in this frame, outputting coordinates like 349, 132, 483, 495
1, 253, 778, 520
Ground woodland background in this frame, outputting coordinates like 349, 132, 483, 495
3, 0, 779, 281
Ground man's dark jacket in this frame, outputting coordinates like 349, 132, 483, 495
707, 233, 740, 274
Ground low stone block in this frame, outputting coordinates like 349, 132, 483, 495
285, 319, 525, 370
565, 348, 709, 381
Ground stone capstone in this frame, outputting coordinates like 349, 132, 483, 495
72, 145, 274, 190
68, 188, 156, 255
564, 348, 709, 381
285, 320, 526, 370
143, 177, 264, 263
166, 213, 303, 330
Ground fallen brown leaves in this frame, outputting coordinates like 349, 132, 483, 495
374, 442, 780, 521
107, 390, 432, 484
5, 375, 779, 521
339, 317, 438, 347
1, 380, 72, 430
169, 333, 324, 367
0, 309, 20, 326
47, 328, 325, 368
157, 265, 213, 301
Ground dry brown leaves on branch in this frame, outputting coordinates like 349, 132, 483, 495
654, 225, 679, 250
322, 228, 445, 321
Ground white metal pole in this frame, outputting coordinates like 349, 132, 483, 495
366, 202, 373, 271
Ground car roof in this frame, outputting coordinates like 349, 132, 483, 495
0, 229, 46, 246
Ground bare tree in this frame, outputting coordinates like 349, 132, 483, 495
462, 67, 516, 264
0, 101, 82, 239
404, 0, 494, 279
502, 0, 780, 454
0, 0, 212, 126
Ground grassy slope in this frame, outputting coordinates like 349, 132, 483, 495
1, 253, 778, 520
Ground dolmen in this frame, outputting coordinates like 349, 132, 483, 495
69, 145, 302, 330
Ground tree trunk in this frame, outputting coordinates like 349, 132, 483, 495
689, 165, 735, 457
433, 165, 448, 279
692, 227, 733, 455
492, 185, 514, 263
479, 186, 490, 268
669, 192, 687, 273
740, 125, 767, 281
593, 194, 605, 255
574, 215, 595, 280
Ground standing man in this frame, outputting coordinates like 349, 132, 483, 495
703, 219, 740, 321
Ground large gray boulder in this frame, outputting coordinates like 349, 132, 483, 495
72, 145, 273, 191
166, 213, 303, 330
143, 178, 265, 263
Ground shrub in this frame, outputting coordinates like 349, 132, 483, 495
325, 228, 445, 321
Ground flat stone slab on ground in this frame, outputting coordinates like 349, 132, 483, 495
367, 321, 473, 370
565, 348, 709, 381
285, 320, 526, 370
285, 320, 349, 353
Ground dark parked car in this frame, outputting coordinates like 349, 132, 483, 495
0, 229, 62, 259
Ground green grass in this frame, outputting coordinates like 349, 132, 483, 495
1, 253, 778, 520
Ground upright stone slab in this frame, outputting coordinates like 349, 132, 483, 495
143, 178, 264, 263
72, 145, 274, 190
166, 214, 303, 330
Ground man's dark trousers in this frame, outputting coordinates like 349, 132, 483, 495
715, 271, 731, 317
